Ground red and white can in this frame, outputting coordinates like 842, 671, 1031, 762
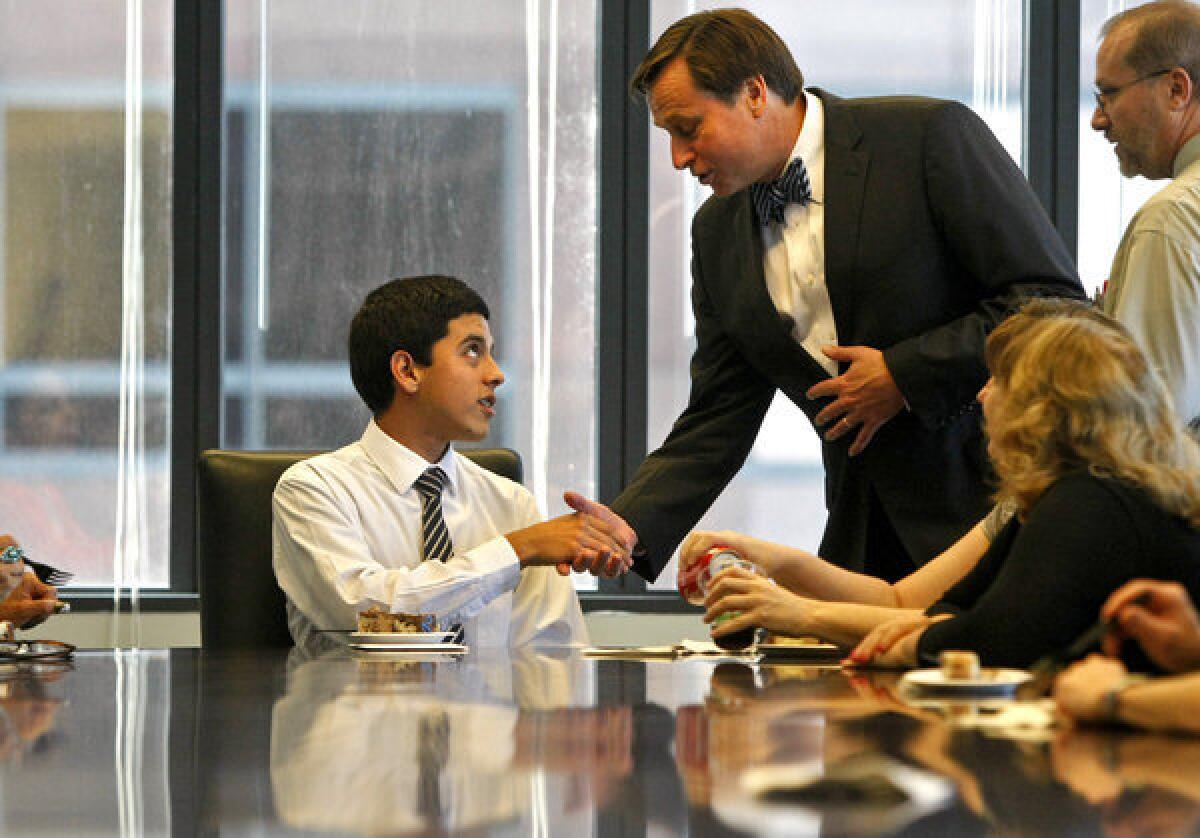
678, 545, 746, 605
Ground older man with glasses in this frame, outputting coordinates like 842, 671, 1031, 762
1093, 0, 1200, 430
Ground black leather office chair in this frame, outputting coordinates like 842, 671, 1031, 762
196, 447, 523, 650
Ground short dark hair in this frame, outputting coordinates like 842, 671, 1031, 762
629, 8, 804, 104
348, 275, 490, 414
1102, 1, 1200, 101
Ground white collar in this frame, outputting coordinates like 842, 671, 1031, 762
789, 89, 825, 202
358, 420, 459, 497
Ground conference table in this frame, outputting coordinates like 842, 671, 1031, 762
0, 641, 1197, 836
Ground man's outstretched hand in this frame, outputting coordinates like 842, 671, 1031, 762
506, 492, 636, 578
560, 492, 637, 578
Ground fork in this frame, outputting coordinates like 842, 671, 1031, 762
25, 560, 73, 587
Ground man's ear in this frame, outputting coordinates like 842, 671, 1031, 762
744, 74, 769, 117
1168, 67, 1196, 110
391, 349, 421, 395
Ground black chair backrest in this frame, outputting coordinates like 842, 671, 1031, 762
196, 446, 522, 650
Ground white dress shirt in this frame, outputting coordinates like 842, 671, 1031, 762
272, 420, 588, 649
761, 89, 838, 376
1101, 132, 1200, 429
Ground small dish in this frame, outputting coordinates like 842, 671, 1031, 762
0, 640, 75, 661
901, 667, 1032, 697
349, 642, 467, 654
348, 631, 456, 646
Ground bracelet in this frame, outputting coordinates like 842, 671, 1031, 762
1101, 674, 1148, 725
0, 546, 24, 565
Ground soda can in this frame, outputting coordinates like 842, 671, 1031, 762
678, 545, 743, 604
679, 546, 765, 651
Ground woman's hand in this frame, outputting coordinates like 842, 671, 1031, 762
1, 571, 59, 629
844, 614, 937, 668
678, 531, 781, 590
1053, 654, 1129, 724
703, 567, 806, 639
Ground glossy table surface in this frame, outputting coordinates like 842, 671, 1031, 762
1, 641, 1198, 836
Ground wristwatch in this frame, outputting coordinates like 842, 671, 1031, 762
1101, 674, 1148, 724
0, 546, 24, 565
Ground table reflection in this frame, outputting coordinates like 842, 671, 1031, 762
271, 645, 632, 835
1, 647, 1198, 834
0, 661, 68, 764
676, 663, 961, 836
684, 661, 1200, 837
266, 646, 1200, 836
1051, 728, 1200, 836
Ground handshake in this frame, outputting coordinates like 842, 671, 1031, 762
505, 492, 637, 578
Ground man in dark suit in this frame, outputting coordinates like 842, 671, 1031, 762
611, 9, 1084, 584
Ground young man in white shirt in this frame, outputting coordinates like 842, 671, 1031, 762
273, 275, 634, 648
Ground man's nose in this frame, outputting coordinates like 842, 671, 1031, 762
487, 358, 505, 387
1091, 105, 1110, 132
670, 138, 694, 171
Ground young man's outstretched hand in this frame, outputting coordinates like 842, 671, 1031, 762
506, 492, 637, 578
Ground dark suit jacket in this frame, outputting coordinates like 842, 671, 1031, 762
614, 90, 1084, 581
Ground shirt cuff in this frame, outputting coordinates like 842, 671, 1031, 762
461, 535, 523, 601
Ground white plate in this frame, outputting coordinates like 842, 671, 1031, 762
349, 631, 456, 646
901, 667, 1032, 697
350, 642, 467, 654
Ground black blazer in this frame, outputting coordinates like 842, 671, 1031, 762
614, 90, 1084, 581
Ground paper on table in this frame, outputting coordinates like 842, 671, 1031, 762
583, 639, 754, 661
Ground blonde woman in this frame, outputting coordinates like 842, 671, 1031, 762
689, 301, 1104, 648
706, 300, 1200, 669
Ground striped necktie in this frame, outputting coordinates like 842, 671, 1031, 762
750, 157, 812, 226
413, 466, 454, 562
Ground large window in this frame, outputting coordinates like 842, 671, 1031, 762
221, 2, 600, 586
0, 5, 1097, 604
0, 2, 173, 588
645, 0, 1025, 588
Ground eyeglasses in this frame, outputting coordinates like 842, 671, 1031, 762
1093, 69, 1170, 113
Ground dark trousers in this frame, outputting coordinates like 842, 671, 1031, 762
861, 487, 916, 584
819, 469, 920, 583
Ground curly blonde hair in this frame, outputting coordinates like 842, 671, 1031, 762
985, 299, 1200, 526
